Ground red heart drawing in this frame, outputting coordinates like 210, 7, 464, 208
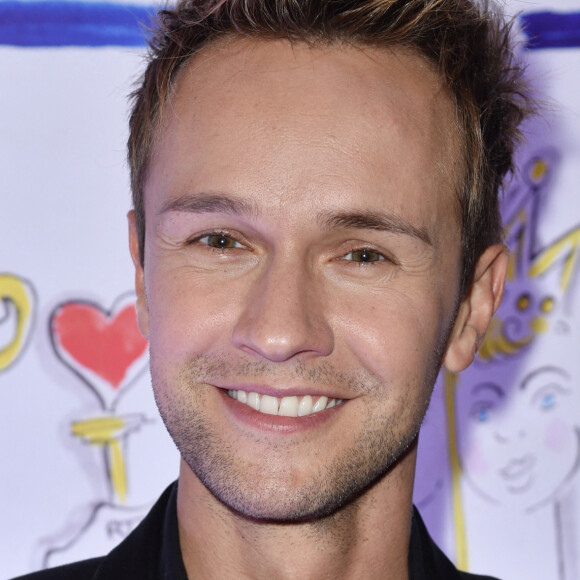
51, 295, 148, 407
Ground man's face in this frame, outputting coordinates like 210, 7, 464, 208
133, 38, 464, 521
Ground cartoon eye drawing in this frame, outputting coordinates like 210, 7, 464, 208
540, 392, 555, 410
470, 401, 495, 423
477, 407, 489, 422
530, 382, 567, 412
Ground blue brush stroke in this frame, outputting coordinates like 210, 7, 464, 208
1, 2, 579, 50
0, 1, 155, 47
520, 11, 580, 50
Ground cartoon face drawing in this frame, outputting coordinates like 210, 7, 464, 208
456, 320, 580, 512
453, 149, 580, 513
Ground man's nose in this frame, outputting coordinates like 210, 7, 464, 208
231, 258, 334, 362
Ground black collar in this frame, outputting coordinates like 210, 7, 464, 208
89, 481, 498, 580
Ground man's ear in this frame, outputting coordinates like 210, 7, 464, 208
443, 244, 508, 373
128, 210, 150, 339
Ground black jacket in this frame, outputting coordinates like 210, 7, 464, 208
13, 483, 499, 580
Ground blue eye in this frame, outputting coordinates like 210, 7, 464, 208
470, 401, 494, 423
477, 408, 490, 422
540, 393, 556, 410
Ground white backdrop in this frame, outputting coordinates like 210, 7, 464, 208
1, 1, 579, 578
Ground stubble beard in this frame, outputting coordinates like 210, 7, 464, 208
151, 350, 445, 523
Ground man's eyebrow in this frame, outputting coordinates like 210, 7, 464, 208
316, 210, 432, 246
520, 366, 570, 391
160, 192, 260, 218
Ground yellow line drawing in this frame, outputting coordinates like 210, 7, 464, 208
444, 370, 469, 571
530, 226, 580, 292
72, 414, 147, 504
0, 274, 35, 371
478, 317, 535, 361
505, 209, 528, 282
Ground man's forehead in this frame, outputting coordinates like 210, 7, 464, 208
167, 36, 455, 136
147, 36, 462, 247
160, 39, 459, 169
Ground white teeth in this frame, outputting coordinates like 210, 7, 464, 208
297, 395, 313, 417
248, 392, 260, 411
226, 390, 343, 417
280, 395, 299, 417
260, 394, 279, 415
312, 396, 328, 413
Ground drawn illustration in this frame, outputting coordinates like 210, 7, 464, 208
415, 375, 449, 510
520, 11, 580, 50
51, 295, 149, 412
414, 374, 459, 562
0, 0, 154, 47
45, 293, 153, 567
0, 273, 35, 372
453, 152, 580, 580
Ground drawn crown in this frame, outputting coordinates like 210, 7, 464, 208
478, 151, 580, 362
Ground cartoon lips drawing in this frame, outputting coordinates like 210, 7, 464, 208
499, 454, 536, 493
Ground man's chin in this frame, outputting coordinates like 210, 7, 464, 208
194, 469, 359, 524
182, 433, 418, 525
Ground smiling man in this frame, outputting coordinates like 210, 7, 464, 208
15, 0, 530, 579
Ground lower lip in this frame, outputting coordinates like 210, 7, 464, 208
217, 388, 345, 434
506, 473, 534, 493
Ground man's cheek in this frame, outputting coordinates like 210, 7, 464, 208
155, 287, 245, 355
338, 295, 432, 357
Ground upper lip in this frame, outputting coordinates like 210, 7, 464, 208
213, 382, 351, 400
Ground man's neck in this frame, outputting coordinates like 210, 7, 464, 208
176, 455, 416, 580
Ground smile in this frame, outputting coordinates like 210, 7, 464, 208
226, 390, 345, 418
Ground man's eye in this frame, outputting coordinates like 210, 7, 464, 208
344, 249, 384, 263
199, 234, 242, 249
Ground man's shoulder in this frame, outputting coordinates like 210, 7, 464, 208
452, 565, 499, 580
410, 507, 501, 580
457, 571, 500, 580
10, 558, 103, 580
